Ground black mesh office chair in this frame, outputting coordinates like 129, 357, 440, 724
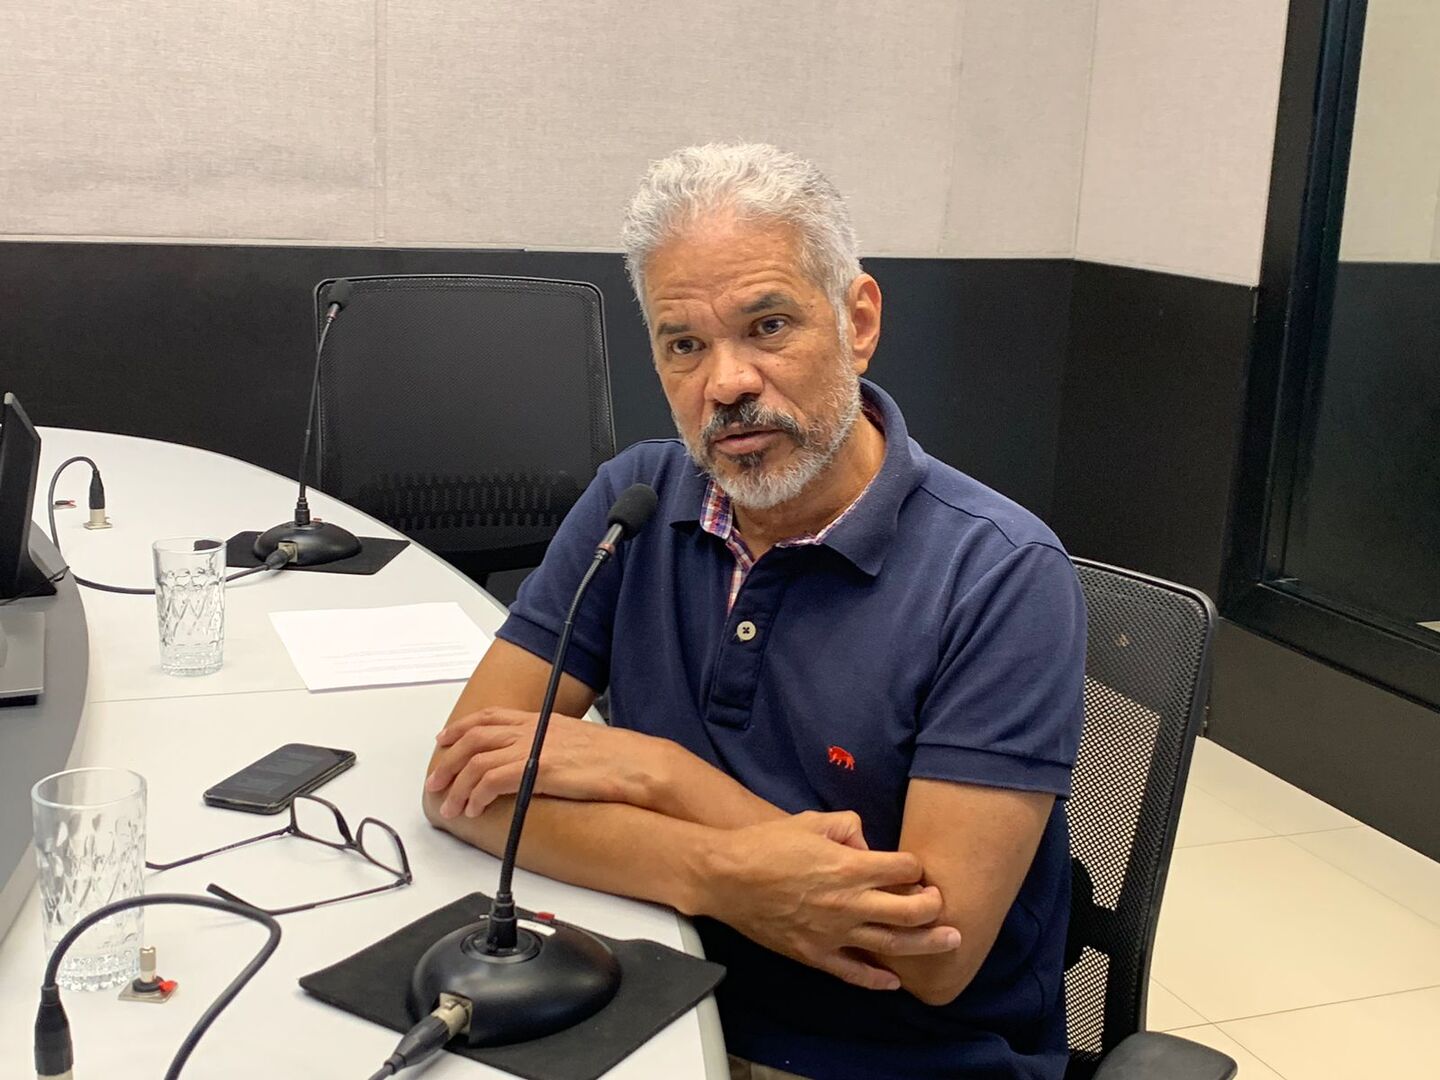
1066, 560, 1236, 1080
312, 275, 615, 585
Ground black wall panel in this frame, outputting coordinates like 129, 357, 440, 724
1210, 618, 1440, 859
864, 258, 1074, 518
7, 239, 1438, 851
1052, 262, 1257, 599
0, 242, 1071, 520
0, 243, 670, 478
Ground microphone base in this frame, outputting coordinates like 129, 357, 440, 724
252, 519, 361, 567
409, 917, 620, 1047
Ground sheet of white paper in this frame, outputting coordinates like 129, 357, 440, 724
269, 602, 489, 691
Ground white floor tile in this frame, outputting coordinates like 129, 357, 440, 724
1176, 786, 1276, 848
1293, 826, 1440, 927
1220, 987, 1440, 1080
1151, 837, 1440, 1021
1188, 739, 1359, 835
1147, 979, 1207, 1030
1168, 1025, 1285, 1079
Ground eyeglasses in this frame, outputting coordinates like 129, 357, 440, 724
145, 795, 412, 916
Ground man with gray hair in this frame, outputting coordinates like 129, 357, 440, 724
425, 143, 1085, 1079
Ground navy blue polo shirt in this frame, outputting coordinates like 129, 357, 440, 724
499, 381, 1085, 1080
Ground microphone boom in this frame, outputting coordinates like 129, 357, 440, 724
252, 279, 363, 567
407, 483, 658, 1048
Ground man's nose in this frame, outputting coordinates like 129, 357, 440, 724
706, 340, 765, 404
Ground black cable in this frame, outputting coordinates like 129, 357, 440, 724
45, 456, 153, 594
223, 559, 288, 583
44, 457, 291, 595
0, 565, 69, 605
363, 997, 471, 1079
35, 893, 281, 1080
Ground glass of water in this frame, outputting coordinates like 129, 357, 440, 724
153, 537, 225, 676
31, 768, 147, 991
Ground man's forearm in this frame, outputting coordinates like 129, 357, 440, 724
637, 738, 788, 828
424, 788, 716, 916
428, 637, 781, 830
424, 787, 968, 993
877, 780, 1056, 1006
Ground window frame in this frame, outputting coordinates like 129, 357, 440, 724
1223, 0, 1440, 710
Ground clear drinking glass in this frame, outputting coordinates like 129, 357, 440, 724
31, 768, 147, 991
153, 537, 225, 676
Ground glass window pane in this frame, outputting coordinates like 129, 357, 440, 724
1279, 1, 1440, 648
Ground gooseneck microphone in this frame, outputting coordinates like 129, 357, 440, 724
394, 483, 658, 1063
487, 481, 658, 950
252, 278, 363, 566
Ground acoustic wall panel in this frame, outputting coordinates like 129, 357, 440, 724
0, 0, 1290, 275
1435, 182, 1440, 260
1074, 0, 1290, 285
1434, 180, 1440, 260
381, 0, 964, 255
0, 1, 378, 241
945, 0, 1097, 257
1338, 0, 1440, 262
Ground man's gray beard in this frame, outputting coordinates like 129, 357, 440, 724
679, 372, 864, 512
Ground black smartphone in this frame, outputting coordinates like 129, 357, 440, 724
203, 743, 356, 814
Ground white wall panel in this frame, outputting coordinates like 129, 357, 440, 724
945, 0, 1097, 257
1075, 0, 1290, 284
383, 0, 967, 255
0, 0, 1297, 275
1433, 179, 1440, 260
0, 1, 377, 241
1338, 0, 1440, 263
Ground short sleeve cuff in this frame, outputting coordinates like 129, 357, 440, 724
495, 612, 608, 692
910, 743, 1073, 798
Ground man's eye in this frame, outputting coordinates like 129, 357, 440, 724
669, 338, 701, 356
755, 316, 788, 336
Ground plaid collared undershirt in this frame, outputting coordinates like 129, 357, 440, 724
698, 407, 884, 612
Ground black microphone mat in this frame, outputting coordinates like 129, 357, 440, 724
299, 892, 725, 1080
225, 532, 408, 575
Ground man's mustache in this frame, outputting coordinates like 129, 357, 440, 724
701, 399, 806, 448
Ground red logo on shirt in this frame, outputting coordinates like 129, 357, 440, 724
827, 745, 856, 770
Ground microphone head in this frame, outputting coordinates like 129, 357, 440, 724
606, 483, 658, 540
324, 278, 354, 310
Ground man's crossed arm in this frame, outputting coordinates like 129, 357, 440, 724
421, 639, 1051, 1005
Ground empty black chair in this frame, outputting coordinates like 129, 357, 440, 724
1066, 560, 1235, 1080
313, 275, 615, 585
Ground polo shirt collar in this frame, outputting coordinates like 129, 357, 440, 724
665, 379, 927, 577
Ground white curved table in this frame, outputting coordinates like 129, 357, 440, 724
0, 429, 724, 1079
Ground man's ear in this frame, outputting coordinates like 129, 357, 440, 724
846, 274, 882, 373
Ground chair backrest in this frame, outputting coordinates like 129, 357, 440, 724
1063, 559, 1216, 1079
313, 275, 615, 576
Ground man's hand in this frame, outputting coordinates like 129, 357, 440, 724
700, 811, 963, 991
425, 707, 661, 819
